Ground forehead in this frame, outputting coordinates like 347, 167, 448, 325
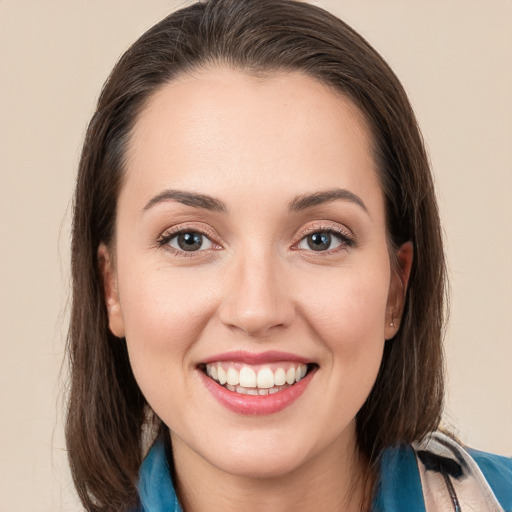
122, 67, 382, 214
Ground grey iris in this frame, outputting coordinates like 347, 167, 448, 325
178, 232, 203, 251
308, 232, 332, 251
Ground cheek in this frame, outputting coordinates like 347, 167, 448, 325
297, 261, 390, 411
119, 259, 216, 337
116, 263, 219, 388
284, 264, 389, 445
299, 264, 390, 349
118, 272, 222, 429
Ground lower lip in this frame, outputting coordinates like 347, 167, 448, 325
199, 369, 315, 415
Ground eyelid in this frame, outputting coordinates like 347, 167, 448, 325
156, 220, 355, 257
157, 222, 223, 256
292, 221, 355, 250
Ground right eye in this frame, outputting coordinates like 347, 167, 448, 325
158, 227, 219, 257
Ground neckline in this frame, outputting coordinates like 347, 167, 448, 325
138, 439, 424, 512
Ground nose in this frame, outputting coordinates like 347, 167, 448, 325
217, 247, 295, 338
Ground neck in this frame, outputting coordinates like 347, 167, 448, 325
170, 426, 373, 512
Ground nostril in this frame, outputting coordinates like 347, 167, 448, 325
218, 302, 295, 338
217, 262, 295, 336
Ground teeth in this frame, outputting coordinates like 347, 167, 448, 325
217, 366, 227, 385
286, 367, 296, 385
274, 368, 286, 386
256, 367, 274, 388
226, 367, 239, 386
205, 362, 310, 394
239, 366, 257, 387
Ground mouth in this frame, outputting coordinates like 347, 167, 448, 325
197, 353, 318, 415
199, 361, 314, 396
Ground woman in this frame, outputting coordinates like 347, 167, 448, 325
66, 0, 512, 510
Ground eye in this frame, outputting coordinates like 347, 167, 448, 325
158, 229, 216, 254
296, 231, 342, 251
294, 225, 355, 253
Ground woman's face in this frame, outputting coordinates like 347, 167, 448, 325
103, 68, 410, 479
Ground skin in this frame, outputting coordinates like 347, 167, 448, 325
101, 68, 412, 511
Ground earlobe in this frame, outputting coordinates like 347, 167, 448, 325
98, 243, 126, 338
385, 241, 413, 340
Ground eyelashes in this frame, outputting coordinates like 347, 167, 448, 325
294, 223, 355, 253
157, 222, 356, 259
156, 223, 221, 258
159, 230, 217, 255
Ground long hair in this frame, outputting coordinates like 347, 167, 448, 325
66, 0, 447, 509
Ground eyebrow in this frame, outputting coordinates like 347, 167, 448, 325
288, 188, 368, 213
142, 189, 228, 213
142, 187, 367, 215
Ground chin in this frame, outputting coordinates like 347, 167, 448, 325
200, 433, 314, 480
216, 452, 307, 480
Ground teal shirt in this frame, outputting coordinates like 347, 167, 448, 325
138, 439, 512, 511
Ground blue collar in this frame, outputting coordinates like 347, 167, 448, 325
372, 444, 426, 511
138, 439, 182, 512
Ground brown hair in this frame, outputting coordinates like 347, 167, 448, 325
66, 0, 447, 509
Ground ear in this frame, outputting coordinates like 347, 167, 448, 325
385, 241, 413, 340
98, 243, 125, 338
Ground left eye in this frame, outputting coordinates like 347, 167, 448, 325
167, 231, 214, 252
296, 231, 346, 252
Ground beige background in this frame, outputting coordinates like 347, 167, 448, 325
0, 1, 510, 510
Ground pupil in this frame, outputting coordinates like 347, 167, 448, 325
308, 232, 331, 251
178, 232, 202, 251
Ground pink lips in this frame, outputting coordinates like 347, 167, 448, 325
201, 350, 310, 365
198, 351, 315, 415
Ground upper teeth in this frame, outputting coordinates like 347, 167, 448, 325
206, 363, 308, 389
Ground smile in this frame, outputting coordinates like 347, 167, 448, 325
204, 362, 309, 395
198, 352, 317, 415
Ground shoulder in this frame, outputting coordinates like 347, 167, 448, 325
416, 431, 512, 510
374, 432, 512, 511
466, 445, 512, 510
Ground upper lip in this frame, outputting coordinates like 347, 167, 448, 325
200, 350, 312, 365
